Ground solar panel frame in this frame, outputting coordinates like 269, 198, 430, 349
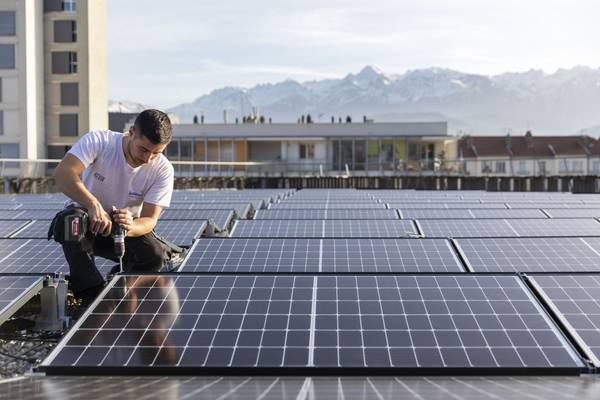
269, 203, 386, 210
469, 209, 548, 219
40, 274, 585, 373
0, 275, 44, 326
388, 203, 509, 210
507, 219, 600, 237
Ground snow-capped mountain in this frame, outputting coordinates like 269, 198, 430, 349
108, 100, 150, 113
164, 65, 600, 134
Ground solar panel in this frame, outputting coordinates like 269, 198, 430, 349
529, 275, 600, 367
455, 238, 600, 273
9, 220, 50, 238
0, 239, 115, 275
0, 210, 23, 219
41, 274, 583, 371
269, 203, 385, 209
469, 209, 548, 219
388, 203, 508, 210
160, 210, 234, 231
9, 209, 61, 220
180, 203, 251, 218
179, 239, 321, 273
0, 276, 44, 325
507, 203, 583, 209
255, 209, 399, 220
179, 238, 463, 273
543, 209, 600, 218
417, 219, 519, 238
0, 220, 32, 238
16, 203, 65, 210
324, 220, 418, 238
507, 219, 600, 237
399, 209, 474, 219
231, 220, 324, 238
154, 220, 208, 247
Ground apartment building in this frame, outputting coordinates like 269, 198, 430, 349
0, 0, 107, 173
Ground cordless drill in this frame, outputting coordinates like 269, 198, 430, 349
111, 215, 126, 273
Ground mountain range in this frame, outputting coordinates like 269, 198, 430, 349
109, 65, 600, 135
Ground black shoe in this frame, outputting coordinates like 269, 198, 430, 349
79, 284, 105, 308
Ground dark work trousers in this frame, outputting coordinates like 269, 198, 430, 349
62, 232, 165, 297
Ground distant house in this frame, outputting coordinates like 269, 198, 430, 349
170, 121, 456, 176
458, 132, 600, 176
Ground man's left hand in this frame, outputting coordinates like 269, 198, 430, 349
111, 206, 134, 233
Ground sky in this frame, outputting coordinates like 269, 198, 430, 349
107, 0, 600, 108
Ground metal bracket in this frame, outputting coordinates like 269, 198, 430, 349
35, 274, 69, 331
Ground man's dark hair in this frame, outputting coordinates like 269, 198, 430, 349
134, 109, 172, 144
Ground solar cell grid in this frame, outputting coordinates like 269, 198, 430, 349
399, 209, 474, 219
507, 218, 600, 237
417, 219, 518, 238
0, 239, 116, 275
42, 274, 583, 371
543, 209, 600, 219
270, 203, 385, 209
324, 220, 417, 238
231, 220, 324, 238
388, 203, 508, 210
0, 276, 44, 325
469, 209, 548, 219
455, 238, 600, 273
0, 220, 32, 238
255, 209, 398, 220
179, 238, 463, 273
529, 275, 600, 367
160, 210, 234, 231
9, 220, 50, 238
154, 220, 207, 246
0, 210, 22, 219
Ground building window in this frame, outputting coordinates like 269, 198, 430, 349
59, 114, 78, 136
481, 161, 492, 173
54, 20, 77, 42
61, 0, 76, 12
0, 110, 3, 135
558, 160, 568, 173
0, 143, 19, 167
0, 11, 16, 36
60, 82, 79, 106
517, 160, 527, 175
299, 143, 315, 160
538, 161, 546, 175
52, 51, 77, 74
495, 161, 506, 174
0, 44, 15, 69
571, 160, 583, 173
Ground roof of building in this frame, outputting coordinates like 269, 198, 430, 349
172, 121, 448, 139
458, 133, 598, 158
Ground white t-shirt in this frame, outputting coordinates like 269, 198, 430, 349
67, 130, 174, 217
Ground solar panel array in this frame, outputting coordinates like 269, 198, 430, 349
16, 188, 600, 376
0, 275, 44, 325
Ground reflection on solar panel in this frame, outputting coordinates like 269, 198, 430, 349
470, 209, 548, 219
231, 220, 324, 238
0, 276, 44, 325
180, 203, 251, 218
529, 275, 600, 367
417, 219, 518, 238
154, 220, 207, 247
508, 219, 600, 237
11, 209, 61, 220
0, 239, 115, 275
160, 210, 234, 231
179, 238, 463, 273
455, 238, 600, 273
255, 209, 398, 220
41, 274, 583, 371
0, 220, 32, 238
543, 209, 600, 218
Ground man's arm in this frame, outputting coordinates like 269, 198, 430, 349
112, 202, 162, 237
53, 154, 112, 236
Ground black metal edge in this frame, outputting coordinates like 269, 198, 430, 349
520, 274, 598, 370
448, 239, 473, 273
37, 365, 587, 377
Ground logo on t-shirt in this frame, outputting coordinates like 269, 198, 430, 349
93, 172, 105, 182
128, 191, 143, 198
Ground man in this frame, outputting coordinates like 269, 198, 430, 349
52, 109, 175, 304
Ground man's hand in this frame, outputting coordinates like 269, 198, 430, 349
111, 206, 134, 233
88, 202, 112, 236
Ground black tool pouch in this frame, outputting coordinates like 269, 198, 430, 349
47, 206, 93, 252
152, 231, 185, 262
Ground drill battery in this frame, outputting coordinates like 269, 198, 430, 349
64, 212, 88, 242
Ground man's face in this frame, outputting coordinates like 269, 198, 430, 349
128, 128, 168, 167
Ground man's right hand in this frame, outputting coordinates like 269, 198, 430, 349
88, 202, 112, 236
